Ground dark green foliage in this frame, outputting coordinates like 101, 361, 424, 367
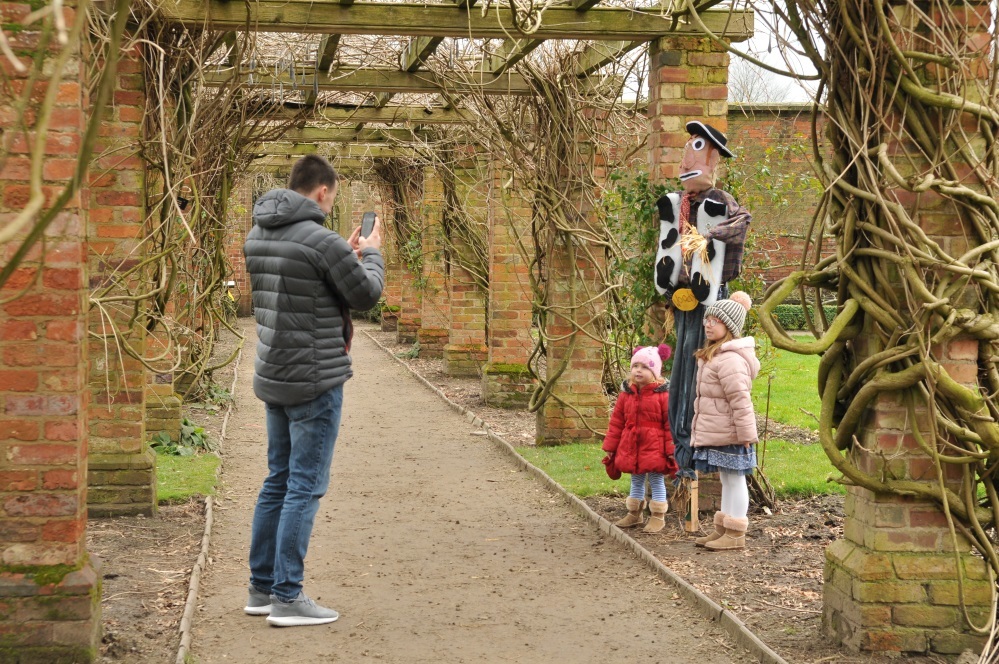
151, 417, 218, 456
771, 304, 838, 331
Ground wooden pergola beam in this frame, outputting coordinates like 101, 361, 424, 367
306, 34, 343, 105
367, 35, 445, 111
271, 127, 425, 142
482, 38, 543, 77
253, 143, 417, 158
158, 2, 754, 42
251, 156, 369, 172
572, 39, 645, 77
259, 105, 471, 124
317, 34, 343, 72
205, 68, 535, 95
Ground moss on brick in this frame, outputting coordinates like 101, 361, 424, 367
0, 562, 80, 587
482, 363, 531, 376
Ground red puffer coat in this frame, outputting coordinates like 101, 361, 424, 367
601, 382, 679, 477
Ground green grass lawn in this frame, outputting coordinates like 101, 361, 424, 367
517, 439, 844, 500
757, 440, 844, 497
156, 452, 221, 504
752, 337, 822, 431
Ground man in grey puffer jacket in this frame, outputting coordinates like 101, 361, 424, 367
242, 155, 384, 627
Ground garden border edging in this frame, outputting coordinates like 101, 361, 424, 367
361, 327, 788, 664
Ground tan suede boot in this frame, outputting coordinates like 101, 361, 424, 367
705, 515, 748, 551
614, 497, 645, 528
694, 512, 727, 547
642, 500, 668, 533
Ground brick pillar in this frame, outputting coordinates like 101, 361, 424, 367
417, 170, 449, 358
381, 256, 403, 333
482, 164, 535, 407
536, 149, 609, 445
87, 44, 155, 517
648, 37, 729, 181
225, 179, 253, 316
382, 188, 422, 344
443, 160, 488, 377
822, 3, 992, 656
0, 2, 101, 657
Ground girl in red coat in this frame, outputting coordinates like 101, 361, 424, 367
602, 345, 679, 533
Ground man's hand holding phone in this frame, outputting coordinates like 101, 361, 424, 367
349, 212, 383, 257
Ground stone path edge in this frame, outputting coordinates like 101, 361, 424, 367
175, 340, 244, 664
361, 328, 789, 664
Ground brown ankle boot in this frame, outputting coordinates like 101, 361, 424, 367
642, 500, 668, 533
614, 497, 645, 528
694, 512, 727, 547
705, 515, 748, 551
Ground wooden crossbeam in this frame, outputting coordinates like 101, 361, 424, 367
261, 105, 471, 124
306, 34, 343, 105
206, 68, 534, 95
273, 127, 424, 142
251, 156, 369, 172
481, 38, 543, 77
572, 39, 645, 77
253, 143, 416, 157
366, 35, 445, 119
158, 2, 754, 42
317, 35, 343, 71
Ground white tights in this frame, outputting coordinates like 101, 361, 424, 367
719, 471, 749, 519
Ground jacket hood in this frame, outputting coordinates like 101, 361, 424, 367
720, 336, 760, 380
253, 189, 327, 229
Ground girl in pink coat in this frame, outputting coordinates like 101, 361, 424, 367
691, 291, 759, 551
602, 345, 679, 534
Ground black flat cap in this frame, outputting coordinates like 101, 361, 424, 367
686, 120, 734, 158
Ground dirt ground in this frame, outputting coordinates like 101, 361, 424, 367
86, 320, 955, 663
88, 330, 243, 663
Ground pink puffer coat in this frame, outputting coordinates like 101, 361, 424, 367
691, 336, 760, 447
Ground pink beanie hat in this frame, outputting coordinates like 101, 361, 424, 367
631, 345, 672, 379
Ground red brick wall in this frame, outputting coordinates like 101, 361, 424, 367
86, 42, 155, 516
0, 2, 101, 657
724, 105, 831, 287
0, 6, 89, 567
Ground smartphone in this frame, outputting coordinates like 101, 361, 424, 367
361, 212, 376, 238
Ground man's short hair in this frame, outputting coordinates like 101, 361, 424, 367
288, 155, 339, 194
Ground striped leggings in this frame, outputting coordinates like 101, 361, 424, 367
629, 473, 667, 503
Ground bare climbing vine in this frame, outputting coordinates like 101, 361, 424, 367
735, 0, 999, 647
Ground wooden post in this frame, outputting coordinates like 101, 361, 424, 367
685, 478, 699, 533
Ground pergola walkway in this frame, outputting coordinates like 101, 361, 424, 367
190, 322, 754, 662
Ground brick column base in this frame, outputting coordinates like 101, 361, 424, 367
87, 447, 157, 517
0, 559, 101, 662
397, 319, 420, 345
380, 306, 399, 332
481, 363, 534, 408
145, 370, 180, 445
417, 329, 448, 358
443, 344, 488, 377
825, 536, 989, 654
694, 473, 721, 513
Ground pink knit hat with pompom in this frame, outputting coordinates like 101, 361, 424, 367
631, 344, 672, 379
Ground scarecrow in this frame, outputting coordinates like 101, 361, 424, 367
653, 121, 751, 527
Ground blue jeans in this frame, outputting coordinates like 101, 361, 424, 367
248, 386, 343, 601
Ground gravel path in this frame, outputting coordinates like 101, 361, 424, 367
190, 322, 754, 663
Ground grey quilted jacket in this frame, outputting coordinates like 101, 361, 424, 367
244, 188, 385, 406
